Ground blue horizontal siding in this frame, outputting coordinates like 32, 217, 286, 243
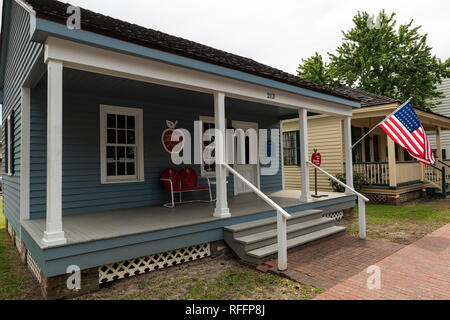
2, 1, 43, 231
29, 70, 283, 219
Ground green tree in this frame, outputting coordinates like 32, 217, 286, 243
297, 10, 450, 111
296, 52, 337, 87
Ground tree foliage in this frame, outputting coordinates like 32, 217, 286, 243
297, 52, 337, 87
297, 10, 450, 110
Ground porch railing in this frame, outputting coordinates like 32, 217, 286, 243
424, 162, 447, 197
396, 161, 423, 185
308, 160, 369, 239
221, 163, 292, 271
353, 162, 389, 185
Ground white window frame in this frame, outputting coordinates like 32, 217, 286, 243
7, 114, 13, 176
100, 105, 144, 184
199, 116, 231, 178
199, 116, 216, 177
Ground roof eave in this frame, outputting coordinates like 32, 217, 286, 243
31, 15, 361, 109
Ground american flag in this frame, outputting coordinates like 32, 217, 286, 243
380, 102, 435, 165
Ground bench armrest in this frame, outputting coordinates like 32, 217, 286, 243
160, 178, 174, 191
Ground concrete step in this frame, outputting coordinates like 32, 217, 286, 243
247, 226, 346, 260
223, 206, 346, 265
234, 217, 336, 251
224, 209, 324, 237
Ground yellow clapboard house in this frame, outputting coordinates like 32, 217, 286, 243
282, 87, 450, 204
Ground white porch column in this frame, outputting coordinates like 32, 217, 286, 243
436, 126, 443, 163
299, 108, 312, 203
42, 59, 67, 246
343, 116, 354, 193
213, 92, 231, 218
387, 136, 397, 188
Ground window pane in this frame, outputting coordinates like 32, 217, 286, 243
106, 146, 116, 161
117, 130, 126, 144
126, 147, 135, 160
107, 114, 116, 128
117, 162, 126, 175
117, 147, 125, 161
107, 129, 116, 144
127, 116, 135, 129
117, 115, 126, 129
126, 162, 135, 175
127, 130, 135, 144
107, 162, 116, 176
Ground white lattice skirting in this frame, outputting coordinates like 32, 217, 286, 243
323, 210, 344, 221
15, 235, 24, 254
99, 243, 211, 284
27, 251, 42, 284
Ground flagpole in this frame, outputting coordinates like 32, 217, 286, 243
352, 97, 413, 149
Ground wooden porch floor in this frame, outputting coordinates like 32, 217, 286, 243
22, 190, 351, 249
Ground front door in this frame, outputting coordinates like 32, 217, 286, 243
232, 121, 259, 195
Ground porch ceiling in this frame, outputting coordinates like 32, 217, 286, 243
352, 104, 450, 130
63, 68, 301, 119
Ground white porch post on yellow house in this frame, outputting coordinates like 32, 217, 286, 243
343, 116, 354, 193
387, 136, 397, 188
214, 92, 231, 218
41, 59, 67, 246
436, 126, 443, 164
299, 108, 312, 203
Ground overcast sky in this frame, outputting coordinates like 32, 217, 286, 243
16, 0, 449, 74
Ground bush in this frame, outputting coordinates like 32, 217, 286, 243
329, 172, 368, 192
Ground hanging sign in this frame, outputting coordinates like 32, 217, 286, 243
162, 120, 184, 154
311, 151, 322, 167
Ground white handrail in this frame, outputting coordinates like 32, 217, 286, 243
222, 163, 291, 219
307, 160, 369, 202
221, 162, 290, 271
307, 160, 368, 239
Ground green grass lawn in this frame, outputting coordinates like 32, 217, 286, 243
345, 199, 450, 244
81, 255, 322, 300
0, 199, 33, 299
0, 199, 4, 229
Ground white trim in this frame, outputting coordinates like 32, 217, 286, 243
6, 114, 13, 176
14, 0, 36, 15
99, 104, 145, 184
280, 120, 285, 190
299, 108, 312, 203
20, 88, 30, 221
213, 92, 231, 218
42, 59, 66, 247
44, 37, 353, 117
199, 115, 217, 178
231, 120, 260, 196
343, 116, 354, 192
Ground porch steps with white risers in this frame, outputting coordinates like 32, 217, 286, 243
223, 209, 346, 265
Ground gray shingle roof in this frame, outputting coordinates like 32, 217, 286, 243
24, 0, 361, 103
334, 86, 399, 107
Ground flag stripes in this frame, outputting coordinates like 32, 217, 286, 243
379, 102, 435, 165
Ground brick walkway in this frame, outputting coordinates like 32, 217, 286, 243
259, 234, 404, 290
315, 224, 450, 300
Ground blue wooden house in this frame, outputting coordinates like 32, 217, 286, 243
0, 0, 367, 298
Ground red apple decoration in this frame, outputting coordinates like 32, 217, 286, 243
162, 120, 184, 154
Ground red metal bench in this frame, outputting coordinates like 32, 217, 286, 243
161, 168, 213, 208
